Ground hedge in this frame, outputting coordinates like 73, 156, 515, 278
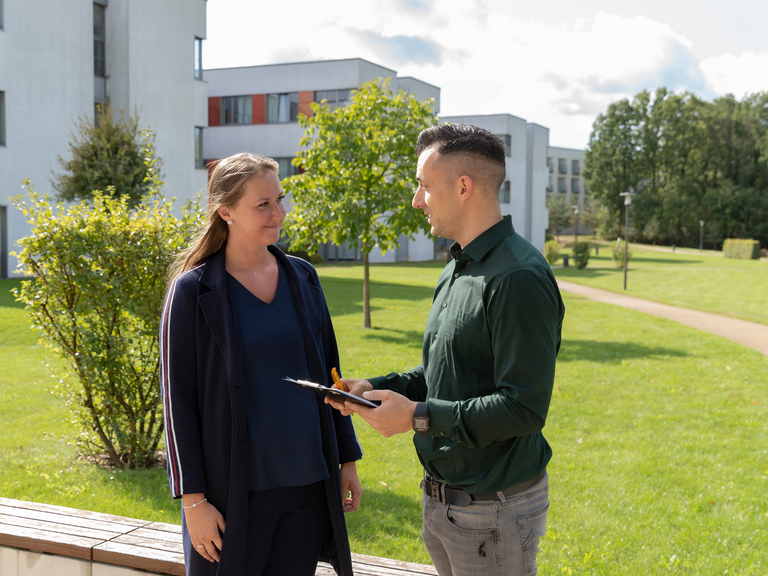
723, 239, 760, 260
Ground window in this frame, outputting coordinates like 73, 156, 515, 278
557, 177, 566, 193
314, 89, 352, 110
194, 127, 204, 169
266, 92, 298, 123
221, 96, 252, 125
276, 158, 299, 180
93, 4, 106, 77
558, 158, 567, 174
499, 182, 511, 204
584, 182, 589, 195
547, 157, 553, 173
571, 178, 580, 193
571, 159, 580, 175
496, 134, 511, 157
0, 91, 5, 145
194, 37, 203, 80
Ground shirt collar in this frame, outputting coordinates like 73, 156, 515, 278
450, 215, 515, 263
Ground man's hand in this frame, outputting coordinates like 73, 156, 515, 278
339, 461, 362, 512
182, 494, 225, 563
341, 389, 418, 438
326, 378, 373, 416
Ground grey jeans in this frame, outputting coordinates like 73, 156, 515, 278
421, 473, 549, 576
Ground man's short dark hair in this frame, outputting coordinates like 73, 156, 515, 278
417, 124, 507, 195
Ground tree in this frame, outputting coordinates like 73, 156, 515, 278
13, 142, 201, 468
584, 88, 768, 249
283, 79, 437, 328
546, 195, 570, 240
52, 104, 162, 207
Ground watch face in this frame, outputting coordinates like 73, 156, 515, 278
414, 416, 429, 431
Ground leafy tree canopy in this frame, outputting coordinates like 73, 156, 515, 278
283, 79, 437, 327
52, 104, 162, 207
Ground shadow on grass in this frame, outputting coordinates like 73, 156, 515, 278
323, 279, 434, 318
557, 339, 690, 363
361, 327, 425, 346
0, 279, 25, 309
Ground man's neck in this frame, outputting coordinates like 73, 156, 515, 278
455, 211, 503, 249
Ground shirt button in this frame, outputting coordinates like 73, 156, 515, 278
442, 302, 447, 308
454, 273, 459, 278
439, 432, 445, 436
434, 332, 438, 339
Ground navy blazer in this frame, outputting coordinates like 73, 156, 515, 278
160, 246, 363, 576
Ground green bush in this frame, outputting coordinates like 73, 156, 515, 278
611, 239, 632, 268
309, 253, 324, 265
12, 178, 201, 469
572, 241, 591, 269
722, 239, 760, 260
543, 239, 561, 265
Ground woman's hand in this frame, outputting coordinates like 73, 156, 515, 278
339, 462, 362, 513
182, 494, 226, 562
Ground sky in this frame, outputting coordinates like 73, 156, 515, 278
204, 0, 768, 149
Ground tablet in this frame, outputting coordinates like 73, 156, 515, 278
283, 377, 380, 408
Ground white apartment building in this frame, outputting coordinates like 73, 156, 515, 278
547, 146, 587, 208
203, 58, 441, 262
440, 115, 550, 252
0, 0, 208, 278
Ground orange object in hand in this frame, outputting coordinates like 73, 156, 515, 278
331, 367, 346, 391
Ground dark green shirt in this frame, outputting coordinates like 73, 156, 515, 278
370, 216, 564, 494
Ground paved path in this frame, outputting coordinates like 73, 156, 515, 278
556, 280, 768, 357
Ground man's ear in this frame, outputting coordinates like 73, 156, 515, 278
457, 175, 475, 203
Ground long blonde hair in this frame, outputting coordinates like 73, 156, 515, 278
170, 153, 280, 280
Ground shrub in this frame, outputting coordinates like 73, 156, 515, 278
12, 174, 201, 468
572, 241, 591, 269
309, 253, 324, 265
611, 238, 632, 268
722, 239, 760, 260
543, 240, 561, 265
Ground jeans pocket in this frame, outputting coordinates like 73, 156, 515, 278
443, 505, 498, 571
516, 503, 549, 575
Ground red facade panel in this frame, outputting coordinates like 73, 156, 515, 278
298, 91, 314, 118
252, 94, 266, 124
208, 97, 221, 127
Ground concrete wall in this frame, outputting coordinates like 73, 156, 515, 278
527, 124, 550, 251
0, 0, 208, 277
0, 0, 93, 276
0, 546, 158, 576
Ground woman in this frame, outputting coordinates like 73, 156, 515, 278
160, 153, 363, 576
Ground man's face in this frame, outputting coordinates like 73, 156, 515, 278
413, 147, 462, 239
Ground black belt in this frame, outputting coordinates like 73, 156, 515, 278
423, 471, 545, 507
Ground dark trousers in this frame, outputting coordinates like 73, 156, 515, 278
182, 481, 331, 576
244, 481, 331, 576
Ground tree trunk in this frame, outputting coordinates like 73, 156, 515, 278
362, 251, 371, 329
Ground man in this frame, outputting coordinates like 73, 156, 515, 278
329, 124, 564, 576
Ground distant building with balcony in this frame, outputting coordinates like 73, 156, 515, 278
547, 146, 587, 208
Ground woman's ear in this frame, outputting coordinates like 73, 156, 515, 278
217, 206, 231, 223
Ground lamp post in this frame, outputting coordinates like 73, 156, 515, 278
572, 205, 580, 245
619, 188, 636, 291
699, 220, 705, 251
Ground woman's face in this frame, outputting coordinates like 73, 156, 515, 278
220, 171, 286, 249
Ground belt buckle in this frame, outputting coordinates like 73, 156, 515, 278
427, 477, 445, 503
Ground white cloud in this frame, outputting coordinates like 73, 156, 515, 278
204, 1, 765, 148
700, 52, 768, 98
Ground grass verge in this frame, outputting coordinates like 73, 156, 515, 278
1, 265, 767, 572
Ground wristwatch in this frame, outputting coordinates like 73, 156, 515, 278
412, 401, 429, 438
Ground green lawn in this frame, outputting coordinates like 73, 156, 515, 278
556, 243, 768, 325
1, 264, 767, 573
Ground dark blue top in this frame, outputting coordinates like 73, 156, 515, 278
226, 259, 328, 491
